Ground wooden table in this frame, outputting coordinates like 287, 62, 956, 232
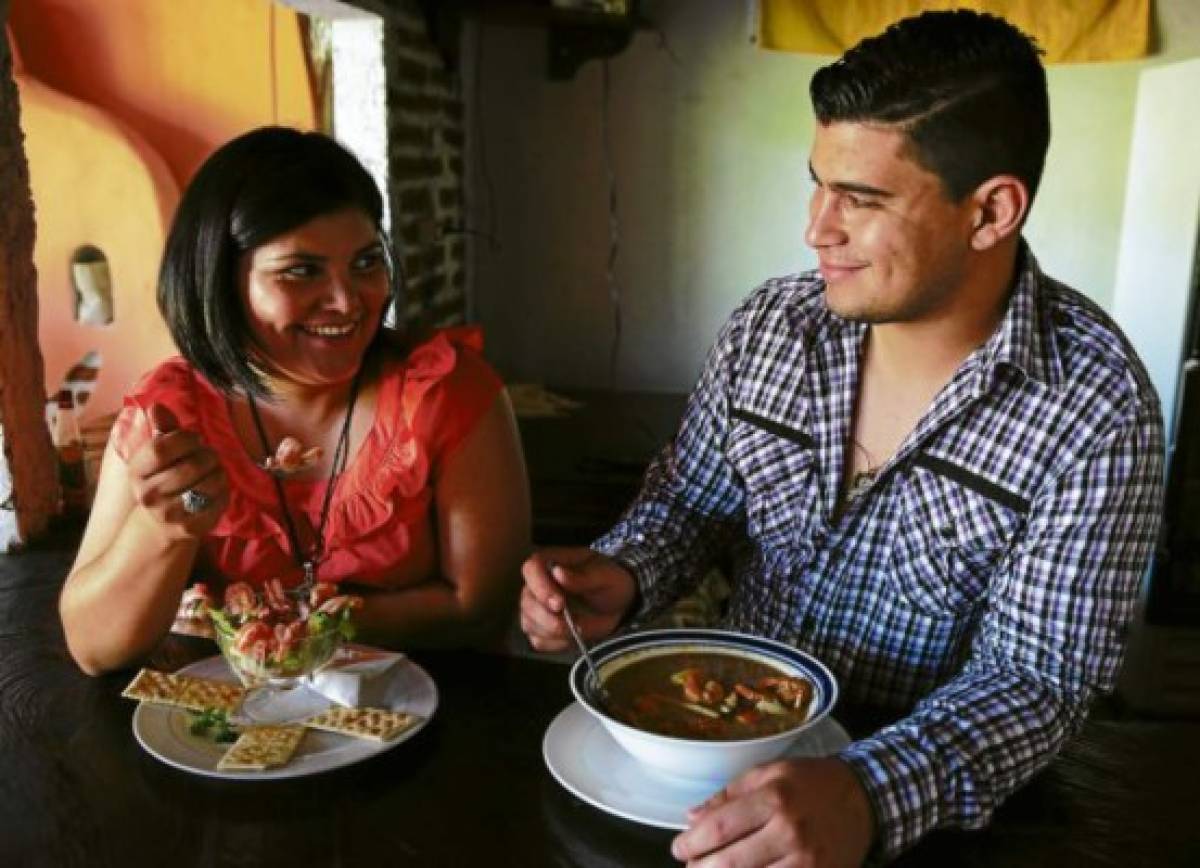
3, 523, 1200, 867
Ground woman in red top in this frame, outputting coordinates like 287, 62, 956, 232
60, 127, 530, 675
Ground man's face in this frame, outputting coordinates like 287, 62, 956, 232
806, 121, 978, 325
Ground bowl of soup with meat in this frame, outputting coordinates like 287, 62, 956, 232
569, 629, 838, 785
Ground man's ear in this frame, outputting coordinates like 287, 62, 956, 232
968, 175, 1029, 251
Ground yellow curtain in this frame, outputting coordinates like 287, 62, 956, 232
758, 0, 1150, 63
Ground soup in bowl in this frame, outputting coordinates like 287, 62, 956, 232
570, 629, 838, 785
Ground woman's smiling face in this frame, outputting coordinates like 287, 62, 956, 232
237, 208, 390, 390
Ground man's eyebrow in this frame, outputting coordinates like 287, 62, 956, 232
808, 162, 894, 198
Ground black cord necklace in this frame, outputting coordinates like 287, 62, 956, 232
246, 368, 363, 594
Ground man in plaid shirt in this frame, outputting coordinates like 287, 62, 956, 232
521, 10, 1164, 866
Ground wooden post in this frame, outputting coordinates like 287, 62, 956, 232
0, 3, 60, 547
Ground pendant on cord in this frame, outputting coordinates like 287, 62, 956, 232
847, 468, 878, 501
248, 365, 363, 602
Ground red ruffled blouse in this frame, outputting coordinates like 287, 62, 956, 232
112, 328, 502, 593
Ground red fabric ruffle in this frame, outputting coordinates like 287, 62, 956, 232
111, 326, 499, 589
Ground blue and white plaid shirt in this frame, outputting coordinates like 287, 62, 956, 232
593, 246, 1165, 858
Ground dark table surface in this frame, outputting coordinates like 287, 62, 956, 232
4, 523, 1200, 867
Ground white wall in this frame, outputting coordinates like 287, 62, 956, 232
467, 0, 1200, 393
1110, 57, 1200, 436
333, 16, 390, 227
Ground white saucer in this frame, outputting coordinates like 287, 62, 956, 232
543, 702, 851, 830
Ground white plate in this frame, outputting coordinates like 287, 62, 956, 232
543, 702, 851, 830
132, 653, 437, 780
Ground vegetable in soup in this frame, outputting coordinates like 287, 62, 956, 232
602, 651, 814, 740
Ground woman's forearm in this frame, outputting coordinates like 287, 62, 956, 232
60, 509, 200, 675
349, 571, 519, 651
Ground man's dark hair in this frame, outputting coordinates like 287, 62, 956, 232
810, 10, 1050, 203
157, 126, 396, 397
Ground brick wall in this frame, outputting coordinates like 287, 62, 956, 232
380, 2, 467, 328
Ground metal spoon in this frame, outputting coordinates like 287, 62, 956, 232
561, 602, 609, 708
547, 559, 608, 705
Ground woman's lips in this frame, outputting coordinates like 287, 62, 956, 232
298, 320, 358, 339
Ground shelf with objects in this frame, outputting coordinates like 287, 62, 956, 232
417, 0, 645, 80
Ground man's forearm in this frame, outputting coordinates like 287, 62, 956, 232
592, 455, 737, 623
838, 666, 1086, 858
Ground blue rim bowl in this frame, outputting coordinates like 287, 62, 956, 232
569, 628, 839, 785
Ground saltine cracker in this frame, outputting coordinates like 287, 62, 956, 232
216, 725, 306, 771
122, 668, 246, 714
173, 676, 246, 714
121, 669, 183, 705
303, 707, 418, 742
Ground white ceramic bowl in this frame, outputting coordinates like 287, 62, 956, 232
570, 628, 839, 786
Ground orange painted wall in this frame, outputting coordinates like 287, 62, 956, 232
9, 0, 316, 188
17, 72, 180, 422
8, 0, 316, 420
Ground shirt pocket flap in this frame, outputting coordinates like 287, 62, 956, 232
727, 408, 818, 551
888, 456, 1028, 617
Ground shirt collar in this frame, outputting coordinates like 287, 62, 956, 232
973, 241, 1065, 393
807, 241, 1065, 393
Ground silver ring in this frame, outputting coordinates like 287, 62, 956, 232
180, 488, 212, 514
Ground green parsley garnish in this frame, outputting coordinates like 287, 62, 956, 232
189, 708, 240, 743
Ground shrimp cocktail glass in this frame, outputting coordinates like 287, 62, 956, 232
190, 579, 362, 723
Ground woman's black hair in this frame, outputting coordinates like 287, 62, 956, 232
157, 126, 397, 397
810, 10, 1050, 205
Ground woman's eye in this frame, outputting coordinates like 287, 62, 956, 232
353, 251, 386, 273
280, 263, 320, 280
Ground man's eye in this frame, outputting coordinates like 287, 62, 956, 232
844, 194, 880, 210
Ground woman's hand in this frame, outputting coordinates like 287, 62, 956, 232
125, 403, 229, 539
519, 547, 638, 652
